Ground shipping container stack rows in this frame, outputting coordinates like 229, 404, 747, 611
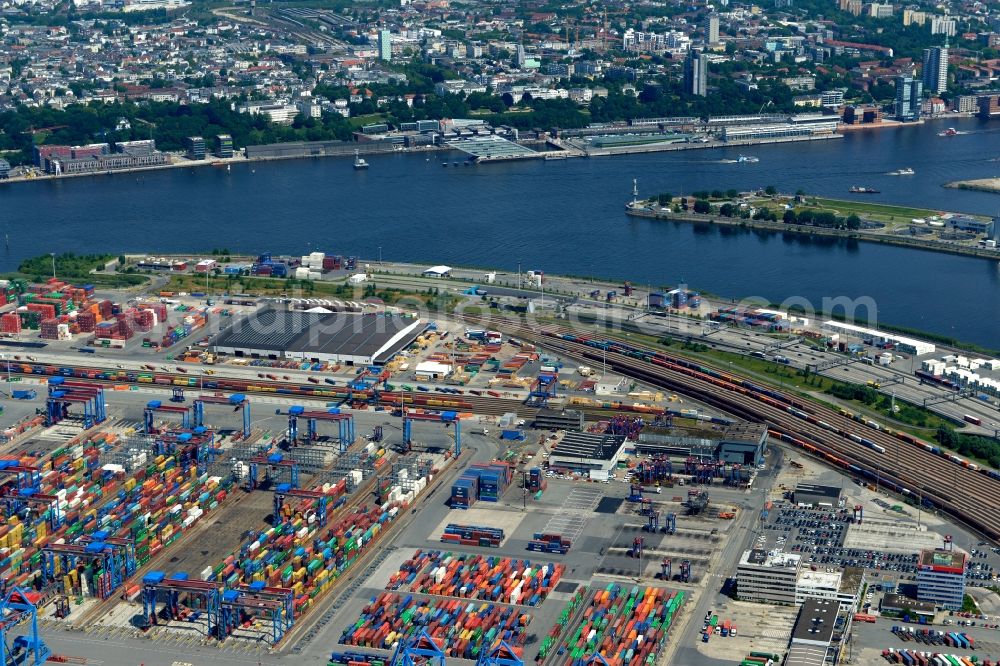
341, 547, 571, 660
0, 427, 237, 622
123, 449, 445, 646
0, 276, 207, 349
547, 583, 686, 666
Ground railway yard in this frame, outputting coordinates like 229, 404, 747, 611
0, 266, 998, 666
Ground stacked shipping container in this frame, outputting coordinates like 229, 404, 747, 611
556, 584, 685, 665
339, 592, 531, 659
441, 524, 504, 548
403, 550, 564, 607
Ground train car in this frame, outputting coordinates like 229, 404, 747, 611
915, 370, 958, 391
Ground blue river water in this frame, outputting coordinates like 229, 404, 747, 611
2, 116, 999, 346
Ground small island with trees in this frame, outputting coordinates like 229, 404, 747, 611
626, 187, 999, 260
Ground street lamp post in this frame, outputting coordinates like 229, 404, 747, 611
0, 354, 8, 397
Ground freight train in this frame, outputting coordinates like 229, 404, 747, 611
544, 330, 815, 414
836, 407, 991, 476
0, 361, 475, 411
541, 330, 1000, 486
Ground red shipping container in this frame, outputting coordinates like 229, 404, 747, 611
0, 313, 21, 334
39, 318, 60, 340
77, 312, 97, 332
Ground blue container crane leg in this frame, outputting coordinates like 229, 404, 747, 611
0, 588, 50, 666
390, 628, 447, 666
476, 639, 524, 666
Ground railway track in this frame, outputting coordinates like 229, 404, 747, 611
458, 315, 1000, 541
13, 328, 1000, 538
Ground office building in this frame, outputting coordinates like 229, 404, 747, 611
894, 75, 923, 121
0, 159, 9, 179
215, 134, 234, 158
378, 29, 392, 62
186, 136, 206, 160
917, 549, 967, 610
922, 46, 948, 95
795, 567, 864, 610
737, 549, 800, 605
704, 13, 720, 44
684, 50, 708, 96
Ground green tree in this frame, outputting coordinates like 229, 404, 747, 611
693, 200, 711, 214
764, 185, 778, 196
846, 214, 862, 230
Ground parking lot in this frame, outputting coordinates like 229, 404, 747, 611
760, 500, 1000, 588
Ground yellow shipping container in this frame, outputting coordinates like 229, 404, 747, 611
124, 479, 137, 492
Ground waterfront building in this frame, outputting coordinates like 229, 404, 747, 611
215, 135, 234, 158
894, 75, 923, 121
684, 50, 708, 96
922, 46, 948, 95
186, 136, 206, 160
378, 29, 392, 62
917, 549, 966, 610
820, 89, 846, 107
0, 159, 8, 179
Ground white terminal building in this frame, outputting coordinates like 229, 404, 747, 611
922, 355, 1000, 397
737, 549, 864, 609
821, 321, 936, 356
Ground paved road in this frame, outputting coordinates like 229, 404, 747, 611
665, 448, 782, 666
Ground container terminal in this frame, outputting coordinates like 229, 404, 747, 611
0, 258, 997, 666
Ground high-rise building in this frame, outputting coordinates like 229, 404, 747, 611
0, 159, 9, 179
704, 13, 720, 44
917, 549, 966, 610
378, 29, 392, 62
922, 45, 948, 95
930, 16, 957, 37
515, 44, 526, 68
894, 75, 922, 121
684, 50, 707, 96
